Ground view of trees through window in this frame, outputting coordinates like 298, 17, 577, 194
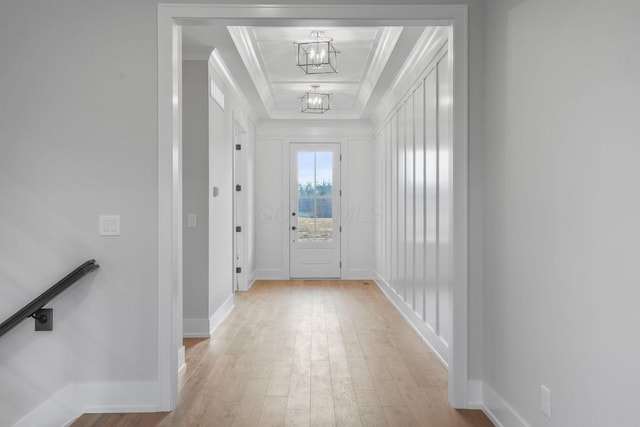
296, 151, 334, 241
298, 181, 332, 218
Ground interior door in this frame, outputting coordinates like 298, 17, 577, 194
290, 143, 341, 278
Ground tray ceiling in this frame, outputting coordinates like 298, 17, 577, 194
183, 25, 429, 120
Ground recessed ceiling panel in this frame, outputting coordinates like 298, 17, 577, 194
227, 25, 406, 119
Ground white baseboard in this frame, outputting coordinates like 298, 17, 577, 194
209, 294, 234, 335
466, 380, 484, 409
184, 295, 234, 340
13, 381, 159, 427
482, 382, 530, 427
183, 318, 210, 338
77, 382, 159, 414
13, 384, 78, 427
343, 269, 374, 280
255, 269, 287, 280
373, 273, 449, 368
247, 270, 257, 290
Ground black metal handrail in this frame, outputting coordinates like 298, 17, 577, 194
0, 259, 100, 338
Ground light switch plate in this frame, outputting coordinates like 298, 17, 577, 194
187, 214, 197, 228
99, 215, 120, 236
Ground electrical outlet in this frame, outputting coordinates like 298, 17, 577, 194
541, 385, 551, 418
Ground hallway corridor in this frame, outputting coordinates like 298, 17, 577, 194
74, 281, 491, 426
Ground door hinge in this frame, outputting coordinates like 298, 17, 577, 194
339, 190, 342, 196
236, 267, 242, 273
236, 144, 241, 150
340, 154, 342, 161
340, 261, 342, 268
235, 184, 242, 191
236, 226, 242, 232
339, 226, 342, 232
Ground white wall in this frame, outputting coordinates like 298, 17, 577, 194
374, 31, 453, 364
0, 2, 160, 426
483, 0, 640, 426
182, 60, 210, 336
255, 121, 376, 280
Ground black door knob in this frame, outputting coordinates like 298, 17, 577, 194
291, 226, 297, 230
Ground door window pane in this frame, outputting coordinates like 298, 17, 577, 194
296, 150, 334, 242
298, 152, 315, 197
315, 152, 333, 196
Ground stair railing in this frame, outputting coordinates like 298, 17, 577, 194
0, 259, 100, 338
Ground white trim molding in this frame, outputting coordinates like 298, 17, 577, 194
14, 382, 160, 427
183, 318, 210, 338
209, 294, 234, 336
374, 275, 448, 367
208, 48, 257, 124
482, 383, 531, 427
184, 295, 235, 338
158, 3, 469, 411
178, 346, 186, 374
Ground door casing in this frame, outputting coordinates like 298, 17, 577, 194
158, 3, 469, 410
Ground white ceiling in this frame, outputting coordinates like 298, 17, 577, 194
182, 24, 428, 120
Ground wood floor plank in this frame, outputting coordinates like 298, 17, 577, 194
258, 396, 288, 427
72, 280, 493, 427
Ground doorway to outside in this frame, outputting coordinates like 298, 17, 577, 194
158, 3, 469, 411
289, 143, 341, 278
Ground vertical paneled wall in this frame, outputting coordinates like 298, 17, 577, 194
375, 44, 452, 363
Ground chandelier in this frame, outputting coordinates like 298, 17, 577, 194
300, 85, 331, 114
293, 31, 339, 74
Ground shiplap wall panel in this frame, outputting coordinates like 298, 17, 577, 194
397, 103, 406, 300
425, 67, 439, 332
405, 96, 415, 310
375, 42, 451, 363
414, 81, 426, 321
437, 53, 451, 345
385, 123, 393, 281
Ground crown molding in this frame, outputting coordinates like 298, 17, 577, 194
227, 26, 277, 113
353, 27, 403, 115
373, 26, 449, 128
208, 48, 257, 123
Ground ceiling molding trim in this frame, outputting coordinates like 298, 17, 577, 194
373, 26, 448, 127
228, 26, 277, 115
208, 48, 257, 123
256, 119, 374, 138
353, 27, 403, 115
268, 107, 361, 120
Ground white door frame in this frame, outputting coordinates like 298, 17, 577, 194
233, 116, 247, 291
158, 4, 468, 411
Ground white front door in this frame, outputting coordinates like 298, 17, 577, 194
290, 143, 341, 278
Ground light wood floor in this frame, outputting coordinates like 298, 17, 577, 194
73, 280, 493, 427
